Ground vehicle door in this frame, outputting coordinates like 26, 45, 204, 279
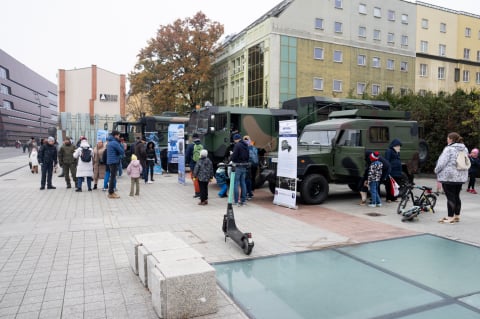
210, 112, 231, 160
333, 129, 365, 179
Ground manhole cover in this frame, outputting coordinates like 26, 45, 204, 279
365, 212, 385, 217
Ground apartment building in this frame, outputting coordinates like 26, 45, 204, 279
214, 0, 480, 108
0, 49, 57, 146
416, 2, 480, 94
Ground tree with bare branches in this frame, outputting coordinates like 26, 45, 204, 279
126, 94, 152, 121
129, 12, 223, 114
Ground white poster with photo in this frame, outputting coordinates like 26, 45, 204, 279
273, 120, 298, 209
168, 124, 186, 184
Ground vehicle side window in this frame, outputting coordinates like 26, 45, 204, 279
337, 129, 362, 146
214, 113, 227, 131
369, 126, 389, 143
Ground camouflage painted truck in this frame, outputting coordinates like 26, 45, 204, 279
263, 109, 428, 205
186, 106, 297, 176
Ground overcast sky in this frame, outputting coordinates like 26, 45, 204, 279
2, 0, 479, 86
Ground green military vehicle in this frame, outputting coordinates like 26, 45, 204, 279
265, 109, 428, 204
186, 106, 297, 167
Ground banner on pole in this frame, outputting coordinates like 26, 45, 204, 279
168, 124, 186, 184
273, 120, 298, 209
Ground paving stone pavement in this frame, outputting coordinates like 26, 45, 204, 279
1, 148, 479, 319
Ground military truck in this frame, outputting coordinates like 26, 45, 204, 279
186, 106, 297, 167
264, 109, 428, 205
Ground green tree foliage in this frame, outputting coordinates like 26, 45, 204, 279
129, 12, 224, 115
380, 89, 480, 172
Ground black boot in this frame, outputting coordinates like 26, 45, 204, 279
93, 184, 97, 190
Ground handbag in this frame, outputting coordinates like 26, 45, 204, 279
389, 176, 400, 197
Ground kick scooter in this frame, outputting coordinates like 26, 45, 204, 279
222, 164, 254, 255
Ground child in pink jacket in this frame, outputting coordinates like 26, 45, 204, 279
127, 154, 143, 196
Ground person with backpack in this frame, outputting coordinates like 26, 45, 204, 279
435, 132, 469, 224
243, 136, 258, 200
58, 136, 77, 189
231, 133, 249, 206
73, 137, 94, 192
185, 133, 204, 198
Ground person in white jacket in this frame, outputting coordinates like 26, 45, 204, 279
73, 138, 94, 192
434, 132, 469, 224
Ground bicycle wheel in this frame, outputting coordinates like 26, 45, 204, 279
424, 194, 437, 213
397, 194, 411, 214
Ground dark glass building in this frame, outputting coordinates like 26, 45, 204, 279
0, 49, 57, 146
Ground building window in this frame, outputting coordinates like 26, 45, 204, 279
372, 84, 381, 96
465, 27, 471, 37
357, 55, 366, 66
315, 18, 324, 30
333, 50, 343, 63
419, 64, 428, 77
387, 59, 394, 70
373, 7, 381, 18
439, 44, 446, 57
477, 50, 480, 62
463, 70, 470, 82
387, 33, 394, 44
373, 29, 381, 41
438, 67, 445, 80
334, 0, 343, 9
440, 23, 446, 33
333, 80, 343, 92
314, 47, 324, 60
357, 82, 366, 94
359, 3, 367, 14
401, 14, 408, 24
0, 84, 10, 95
400, 61, 408, 72
421, 19, 429, 29
419, 89, 427, 97
248, 43, 266, 107
420, 41, 428, 53
386, 86, 394, 94
358, 26, 367, 38
464, 48, 470, 60
280, 36, 297, 104
401, 35, 408, 46
476, 72, 480, 84
387, 10, 395, 21
2, 100, 12, 109
334, 21, 343, 33
0, 66, 7, 79
314, 77, 324, 90
400, 88, 407, 96
372, 57, 380, 68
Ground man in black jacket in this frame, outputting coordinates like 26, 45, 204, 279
230, 134, 249, 206
38, 136, 58, 190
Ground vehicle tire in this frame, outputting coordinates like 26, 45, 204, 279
300, 174, 329, 205
421, 194, 437, 213
348, 182, 359, 192
255, 174, 265, 188
418, 140, 428, 164
397, 195, 411, 214
243, 238, 252, 255
167, 163, 178, 174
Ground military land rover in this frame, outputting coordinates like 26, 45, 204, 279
264, 109, 428, 205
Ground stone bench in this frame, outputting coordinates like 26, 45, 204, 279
129, 232, 217, 319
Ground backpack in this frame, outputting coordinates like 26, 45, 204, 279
80, 148, 92, 162
192, 143, 203, 162
249, 146, 259, 166
456, 150, 471, 170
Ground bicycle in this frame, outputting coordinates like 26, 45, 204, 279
396, 182, 438, 220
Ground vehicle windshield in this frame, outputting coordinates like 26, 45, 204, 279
299, 130, 337, 146
187, 110, 210, 137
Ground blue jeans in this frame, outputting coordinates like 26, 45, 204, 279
77, 176, 92, 190
218, 183, 228, 197
234, 166, 247, 204
103, 167, 117, 190
369, 181, 381, 205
